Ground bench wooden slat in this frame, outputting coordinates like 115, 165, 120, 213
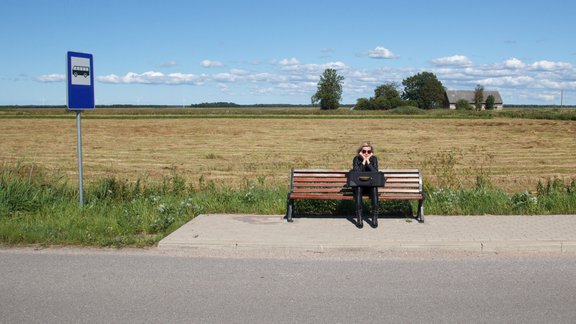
292, 169, 348, 173
289, 193, 355, 200
293, 172, 347, 176
379, 169, 420, 173
293, 183, 348, 188
385, 182, 420, 185
379, 188, 422, 194
386, 188, 420, 191
294, 177, 347, 182
382, 174, 421, 179
380, 194, 424, 200
383, 180, 420, 184
292, 188, 350, 193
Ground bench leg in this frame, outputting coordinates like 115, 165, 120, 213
371, 187, 378, 228
285, 195, 294, 222
417, 199, 425, 223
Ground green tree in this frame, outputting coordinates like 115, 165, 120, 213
474, 84, 484, 111
401, 72, 445, 109
355, 97, 373, 110
311, 69, 344, 110
355, 81, 411, 110
455, 99, 472, 110
372, 96, 391, 110
485, 95, 495, 110
374, 82, 401, 101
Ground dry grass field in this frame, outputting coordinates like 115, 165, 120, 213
2, 116, 575, 192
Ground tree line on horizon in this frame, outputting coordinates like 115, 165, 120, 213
310, 69, 574, 111
312, 69, 452, 110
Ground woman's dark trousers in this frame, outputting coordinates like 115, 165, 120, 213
354, 187, 379, 228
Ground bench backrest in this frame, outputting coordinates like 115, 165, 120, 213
290, 169, 423, 199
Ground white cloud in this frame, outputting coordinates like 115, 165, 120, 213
275, 81, 317, 95
534, 93, 557, 101
212, 72, 239, 82
166, 73, 202, 84
97, 74, 122, 83
251, 87, 275, 95
477, 76, 535, 87
431, 55, 472, 66
36, 74, 65, 82
201, 60, 224, 68
326, 61, 348, 69
278, 58, 300, 65
367, 46, 397, 59
97, 71, 203, 85
230, 68, 249, 75
348, 70, 378, 82
124, 71, 164, 84
246, 72, 284, 83
503, 57, 525, 69
279, 61, 348, 75
531, 60, 572, 70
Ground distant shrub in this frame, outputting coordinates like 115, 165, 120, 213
372, 96, 390, 110
386, 106, 425, 115
354, 97, 373, 110
190, 102, 240, 108
455, 99, 472, 110
354, 97, 414, 111
364, 96, 404, 110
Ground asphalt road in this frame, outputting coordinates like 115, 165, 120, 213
1, 248, 575, 323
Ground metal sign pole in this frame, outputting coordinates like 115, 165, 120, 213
76, 110, 84, 207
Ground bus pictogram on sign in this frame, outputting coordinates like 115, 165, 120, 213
73, 65, 90, 78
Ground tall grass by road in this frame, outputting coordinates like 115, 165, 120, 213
1, 163, 575, 247
0, 163, 284, 246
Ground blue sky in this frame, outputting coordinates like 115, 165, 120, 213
1, 0, 575, 106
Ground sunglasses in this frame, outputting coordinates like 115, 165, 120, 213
361, 150, 372, 154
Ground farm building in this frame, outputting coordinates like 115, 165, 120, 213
444, 90, 503, 110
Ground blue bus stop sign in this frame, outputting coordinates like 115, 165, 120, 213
67, 51, 94, 110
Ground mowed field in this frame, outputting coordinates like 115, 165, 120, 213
2, 117, 575, 192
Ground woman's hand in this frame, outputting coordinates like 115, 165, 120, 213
361, 151, 373, 165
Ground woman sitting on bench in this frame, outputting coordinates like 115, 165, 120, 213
352, 141, 379, 227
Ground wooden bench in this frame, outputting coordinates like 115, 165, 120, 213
286, 169, 425, 223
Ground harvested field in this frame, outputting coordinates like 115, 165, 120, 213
1, 117, 575, 192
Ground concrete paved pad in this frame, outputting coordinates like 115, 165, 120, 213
158, 214, 576, 253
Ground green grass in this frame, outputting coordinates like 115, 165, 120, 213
1, 163, 575, 247
0, 164, 286, 247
